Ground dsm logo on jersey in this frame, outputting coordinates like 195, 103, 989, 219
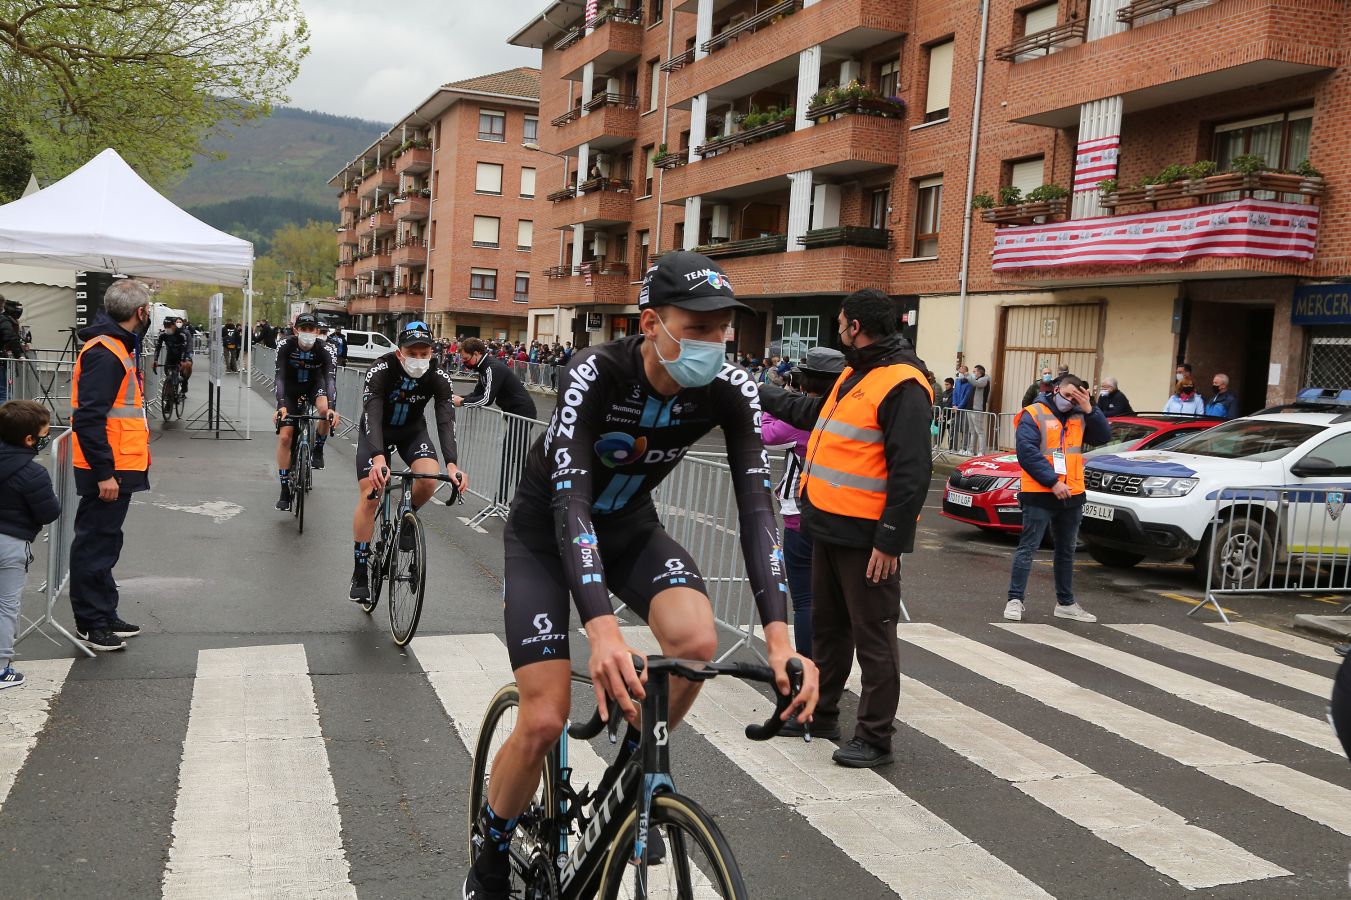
595, 432, 648, 468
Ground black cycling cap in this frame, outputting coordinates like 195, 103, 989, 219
638, 251, 749, 313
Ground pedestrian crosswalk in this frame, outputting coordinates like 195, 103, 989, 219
1, 621, 1346, 898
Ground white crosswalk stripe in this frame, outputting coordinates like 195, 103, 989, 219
996, 624, 1342, 755
625, 627, 1053, 899
898, 624, 1351, 838
843, 664, 1289, 888
1205, 621, 1343, 662
1107, 623, 1335, 698
0, 658, 72, 811
162, 644, 356, 900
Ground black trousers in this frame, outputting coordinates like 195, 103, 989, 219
69, 493, 132, 630
811, 540, 903, 751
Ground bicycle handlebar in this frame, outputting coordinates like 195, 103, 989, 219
567, 655, 805, 743
365, 468, 464, 502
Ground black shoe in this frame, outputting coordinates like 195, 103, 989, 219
110, 618, 141, 638
778, 719, 840, 741
77, 628, 128, 652
463, 865, 509, 900
646, 824, 667, 865
398, 524, 417, 552
312, 445, 326, 470
349, 567, 370, 602
832, 737, 893, 769
1337, 642, 1350, 657
276, 485, 292, 511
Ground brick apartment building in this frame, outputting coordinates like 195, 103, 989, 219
511, 0, 1347, 411
330, 68, 548, 341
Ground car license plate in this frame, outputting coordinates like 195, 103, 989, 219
946, 490, 974, 508
1083, 502, 1115, 522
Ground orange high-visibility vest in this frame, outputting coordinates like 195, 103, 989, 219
800, 363, 932, 519
71, 335, 150, 472
1016, 402, 1084, 494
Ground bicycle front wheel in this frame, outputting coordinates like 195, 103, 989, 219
468, 683, 558, 893
294, 445, 309, 533
599, 793, 748, 900
386, 510, 425, 646
161, 383, 173, 423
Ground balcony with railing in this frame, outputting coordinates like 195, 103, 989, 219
392, 239, 428, 268
393, 192, 430, 221
1005, 0, 1343, 127
354, 250, 394, 275
549, 93, 640, 154
552, 179, 635, 229
661, 111, 902, 203
394, 142, 432, 174
667, 0, 906, 109
356, 206, 395, 236
994, 19, 1088, 62
336, 260, 355, 280
541, 258, 635, 306
339, 189, 360, 212
358, 166, 399, 197
557, 6, 644, 81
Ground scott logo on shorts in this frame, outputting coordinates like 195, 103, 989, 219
522, 613, 566, 647
652, 557, 692, 586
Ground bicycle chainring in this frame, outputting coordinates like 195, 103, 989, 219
520, 850, 559, 900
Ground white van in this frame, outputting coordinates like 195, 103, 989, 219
341, 329, 397, 366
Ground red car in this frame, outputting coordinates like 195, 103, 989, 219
941, 414, 1222, 533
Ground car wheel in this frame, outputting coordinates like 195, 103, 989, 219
1202, 517, 1274, 590
1086, 542, 1145, 569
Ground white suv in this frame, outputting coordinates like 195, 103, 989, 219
1078, 389, 1351, 584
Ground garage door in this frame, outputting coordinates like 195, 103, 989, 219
998, 303, 1103, 414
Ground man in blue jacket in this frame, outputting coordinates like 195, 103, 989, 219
1004, 373, 1111, 624
1206, 374, 1240, 419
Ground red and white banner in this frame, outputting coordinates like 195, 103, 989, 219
992, 199, 1319, 271
1072, 135, 1119, 193
585, 0, 599, 20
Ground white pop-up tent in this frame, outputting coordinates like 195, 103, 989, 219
0, 148, 256, 433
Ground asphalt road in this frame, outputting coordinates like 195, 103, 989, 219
2, 372, 1348, 899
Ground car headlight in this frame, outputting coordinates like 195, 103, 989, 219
1139, 476, 1198, 498
995, 477, 1020, 490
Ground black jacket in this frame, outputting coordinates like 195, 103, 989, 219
72, 313, 151, 496
1099, 389, 1134, 418
463, 353, 534, 419
760, 335, 933, 554
0, 443, 59, 542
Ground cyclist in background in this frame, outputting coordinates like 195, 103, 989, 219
349, 322, 465, 602
465, 252, 818, 900
274, 313, 338, 511
153, 317, 192, 397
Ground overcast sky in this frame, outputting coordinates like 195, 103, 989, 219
288, 0, 548, 121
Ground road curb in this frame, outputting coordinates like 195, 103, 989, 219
1294, 612, 1351, 639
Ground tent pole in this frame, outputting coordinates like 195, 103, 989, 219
245, 269, 253, 439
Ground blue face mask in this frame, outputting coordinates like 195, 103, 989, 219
655, 315, 726, 388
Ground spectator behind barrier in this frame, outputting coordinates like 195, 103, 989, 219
0, 400, 59, 690
1097, 377, 1134, 417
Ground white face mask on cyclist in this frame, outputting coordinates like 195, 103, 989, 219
297, 332, 318, 349
400, 356, 430, 379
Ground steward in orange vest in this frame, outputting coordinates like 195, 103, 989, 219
72, 312, 152, 497
1013, 379, 1111, 507
762, 333, 934, 553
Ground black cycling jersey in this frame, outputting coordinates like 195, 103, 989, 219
274, 335, 337, 406
360, 352, 458, 468
515, 334, 787, 628
154, 330, 190, 366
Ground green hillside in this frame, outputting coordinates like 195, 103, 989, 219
173, 106, 388, 252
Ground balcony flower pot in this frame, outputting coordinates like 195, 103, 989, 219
979, 198, 1068, 226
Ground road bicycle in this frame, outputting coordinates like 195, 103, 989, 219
275, 400, 329, 535
469, 654, 804, 898
158, 363, 186, 423
361, 468, 462, 646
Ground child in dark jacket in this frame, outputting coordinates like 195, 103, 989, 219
0, 401, 60, 689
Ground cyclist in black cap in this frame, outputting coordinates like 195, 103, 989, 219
274, 313, 338, 510
465, 251, 819, 900
154, 315, 193, 398
348, 321, 466, 602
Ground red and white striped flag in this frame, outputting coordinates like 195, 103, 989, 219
585, 0, 598, 20
1072, 135, 1120, 193
992, 199, 1318, 270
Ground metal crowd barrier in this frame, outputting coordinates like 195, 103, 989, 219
17, 428, 94, 657
451, 406, 547, 526
505, 359, 560, 393
1196, 484, 1351, 622
931, 406, 1002, 460
10, 358, 75, 424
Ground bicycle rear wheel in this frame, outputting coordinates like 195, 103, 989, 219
161, 382, 174, 423
386, 510, 425, 646
599, 793, 748, 900
468, 683, 558, 893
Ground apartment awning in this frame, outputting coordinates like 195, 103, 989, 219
509, 0, 588, 48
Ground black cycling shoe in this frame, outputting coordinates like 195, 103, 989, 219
312, 445, 326, 470
276, 485, 292, 511
349, 567, 371, 602
463, 866, 509, 900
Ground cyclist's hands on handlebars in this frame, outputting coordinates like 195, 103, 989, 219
585, 615, 645, 726
368, 456, 390, 493
273, 407, 288, 427
445, 463, 467, 494
768, 640, 819, 724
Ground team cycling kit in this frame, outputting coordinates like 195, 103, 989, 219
274, 334, 337, 414
355, 352, 458, 480
504, 334, 788, 669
